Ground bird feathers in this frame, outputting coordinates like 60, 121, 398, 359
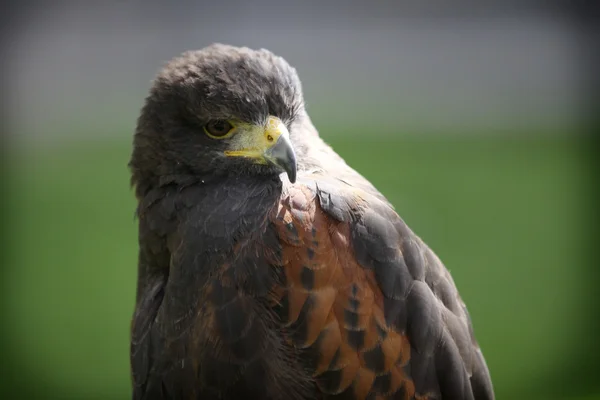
131, 174, 494, 399
129, 45, 494, 400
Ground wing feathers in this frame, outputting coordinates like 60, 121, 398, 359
270, 179, 494, 399
131, 176, 494, 399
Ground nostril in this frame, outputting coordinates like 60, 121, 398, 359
267, 135, 274, 142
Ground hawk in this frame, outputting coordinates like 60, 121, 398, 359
129, 44, 494, 400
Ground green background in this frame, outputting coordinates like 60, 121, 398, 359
2, 133, 598, 399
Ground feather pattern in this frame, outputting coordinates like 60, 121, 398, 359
129, 44, 494, 400
131, 173, 494, 399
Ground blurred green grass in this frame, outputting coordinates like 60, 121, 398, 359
2, 134, 597, 399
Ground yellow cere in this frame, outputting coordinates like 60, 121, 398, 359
224, 116, 287, 162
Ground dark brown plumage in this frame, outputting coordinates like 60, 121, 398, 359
129, 43, 494, 400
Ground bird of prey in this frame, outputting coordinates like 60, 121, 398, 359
129, 44, 494, 400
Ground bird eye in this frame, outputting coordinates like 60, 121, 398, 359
204, 120, 234, 138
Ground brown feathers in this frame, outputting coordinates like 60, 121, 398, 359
271, 183, 419, 399
130, 45, 494, 400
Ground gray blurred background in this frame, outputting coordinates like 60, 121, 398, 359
5, 0, 590, 141
2, 1, 598, 400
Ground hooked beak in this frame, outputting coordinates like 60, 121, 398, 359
223, 116, 297, 183
264, 127, 297, 183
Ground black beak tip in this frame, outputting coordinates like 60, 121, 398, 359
287, 169, 296, 184
278, 152, 296, 184
267, 135, 297, 184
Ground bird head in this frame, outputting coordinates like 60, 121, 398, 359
130, 44, 305, 196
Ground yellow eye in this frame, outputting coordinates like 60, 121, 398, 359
204, 120, 234, 138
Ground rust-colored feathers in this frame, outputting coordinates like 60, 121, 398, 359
271, 182, 417, 399
129, 45, 494, 400
130, 175, 494, 400
263, 178, 493, 399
